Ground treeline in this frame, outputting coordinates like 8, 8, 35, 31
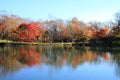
0, 12, 120, 44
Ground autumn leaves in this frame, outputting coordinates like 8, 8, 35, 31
0, 14, 119, 43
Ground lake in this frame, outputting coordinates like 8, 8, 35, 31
0, 45, 120, 80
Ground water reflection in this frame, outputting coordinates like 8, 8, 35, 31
19, 47, 40, 66
111, 52, 120, 76
0, 45, 120, 79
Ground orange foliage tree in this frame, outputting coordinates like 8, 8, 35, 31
0, 14, 25, 40
93, 27, 109, 38
67, 18, 82, 42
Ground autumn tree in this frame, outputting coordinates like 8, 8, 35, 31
44, 20, 66, 42
18, 22, 41, 42
111, 26, 120, 36
67, 17, 82, 42
92, 27, 109, 38
0, 23, 2, 39
57, 21, 68, 42
111, 12, 120, 36
43, 20, 57, 42
0, 14, 25, 40
67, 17, 93, 42
88, 21, 103, 30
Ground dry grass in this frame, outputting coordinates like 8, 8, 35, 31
0, 40, 72, 46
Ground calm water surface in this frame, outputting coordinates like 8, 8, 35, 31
0, 45, 120, 80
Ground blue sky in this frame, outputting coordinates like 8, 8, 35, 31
0, 0, 120, 22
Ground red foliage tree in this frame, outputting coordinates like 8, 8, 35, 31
18, 22, 41, 42
93, 27, 109, 38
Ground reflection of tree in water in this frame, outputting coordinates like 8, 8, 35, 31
110, 48, 120, 77
0, 45, 111, 76
91, 47, 120, 77
19, 47, 40, 66
67, 47, 109, 68
0, 45, 42, 77
0, 46, 21, 77
43, 46, 110, 68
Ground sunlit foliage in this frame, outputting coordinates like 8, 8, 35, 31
0, 12, 119, 43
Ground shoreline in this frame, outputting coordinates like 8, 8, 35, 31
0, 40, 72, 46
0, 40, 120, 47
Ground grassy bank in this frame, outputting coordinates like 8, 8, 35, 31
0, 36, 120, 47
0, 40, 72, 46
